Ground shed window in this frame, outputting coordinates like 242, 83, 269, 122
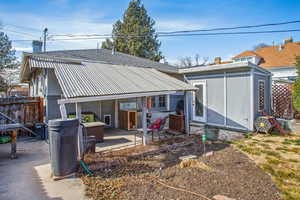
159, 95, 166, 107
259, 81, 265, 110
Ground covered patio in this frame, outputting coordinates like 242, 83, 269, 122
50, 59, 196, 156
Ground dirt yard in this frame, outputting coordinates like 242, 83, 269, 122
232, 132, 300, 200
79, 136, 282, 200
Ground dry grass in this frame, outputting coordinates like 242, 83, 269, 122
233, 132, 300, 200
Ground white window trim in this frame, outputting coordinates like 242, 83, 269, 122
190, 80, 207, 122
104, 114, 112, 127
258, 79, 266, 111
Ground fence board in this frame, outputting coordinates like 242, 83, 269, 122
0, 97, 44, 127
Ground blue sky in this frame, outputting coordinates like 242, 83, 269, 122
1, 0, 300, 64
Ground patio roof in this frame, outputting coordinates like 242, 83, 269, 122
22, 54, 196, 101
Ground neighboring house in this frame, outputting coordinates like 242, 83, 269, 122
232, 38, 300, 81
20, 52, 194, 128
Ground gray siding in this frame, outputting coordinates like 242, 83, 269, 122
226, 74, 250, 130
207, 77, 225, 125
186, 70, 255, 131
46, 95, 62, 120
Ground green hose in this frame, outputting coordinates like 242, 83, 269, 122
80, 160, 94, 177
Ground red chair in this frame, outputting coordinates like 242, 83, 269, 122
135, 116, 168, 145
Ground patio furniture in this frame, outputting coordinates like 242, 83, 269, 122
134, 116, 168, 145
82, 122, 105, 143
169, 114, 185, 133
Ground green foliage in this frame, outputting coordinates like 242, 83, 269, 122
0, 31, 17, 71
102, 0, 163, 61
0, 31, 18, 92
293, 57, 300, 111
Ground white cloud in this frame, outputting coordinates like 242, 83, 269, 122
0, 9, 113, 55
156, 19, 206, 32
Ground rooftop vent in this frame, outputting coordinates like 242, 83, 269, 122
214, 57, 221, 64
284, 37, 293, 44
32, 40, 43, 53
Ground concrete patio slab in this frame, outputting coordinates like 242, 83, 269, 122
0, 138, 87, 200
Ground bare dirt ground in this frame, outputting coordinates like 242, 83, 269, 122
79, 136, 282, 200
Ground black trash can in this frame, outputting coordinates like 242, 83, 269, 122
34, 123, 46, 140
48, 118, 79, 177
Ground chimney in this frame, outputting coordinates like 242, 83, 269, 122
284, 37, 293, 44
32, 40, 43, 53
214, 57, 221, 64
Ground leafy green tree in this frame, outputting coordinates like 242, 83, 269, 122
293, 57, 300, 111
0, 30, 18, 92
102, 0, 163, 61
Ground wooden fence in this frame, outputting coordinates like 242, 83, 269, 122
0, 97, 44, 127
272, 81, 294, 120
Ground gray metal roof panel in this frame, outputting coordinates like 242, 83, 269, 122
28, 58, 195, 98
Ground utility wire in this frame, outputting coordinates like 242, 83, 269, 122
4, 24, 41, 32
157, 20, 300, 34
0, 28, 39, 38
48, 20, 300, 38
35, 29, 300, 41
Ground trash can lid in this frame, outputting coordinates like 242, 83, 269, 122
48, 118, 79, 127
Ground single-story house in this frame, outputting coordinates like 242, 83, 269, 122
20, 53, 195, 135
20, 47, 272, 135
21, 49, 182, 121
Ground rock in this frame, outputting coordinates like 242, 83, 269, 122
179, 155, 197, 160
213, 194, 236, 200
203, 151, 214, 157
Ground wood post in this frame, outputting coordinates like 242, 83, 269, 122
59, 104, 67, 120
11, 130, 17, 159
38, 97, 44, 122
142, 97, 148, 146
76, 103, 83, 159
184, 91, 190, 135
114, 99, 119, 128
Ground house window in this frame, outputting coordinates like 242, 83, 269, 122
158, 95, 166, 107
151, 96, 156, 108
259, 81, 265, 110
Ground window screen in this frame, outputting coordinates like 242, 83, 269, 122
159, 95, 166, 107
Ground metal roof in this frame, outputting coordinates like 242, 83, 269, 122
31, 49, 178, 73
178, 61, 271, 75
27, 57, 195, 98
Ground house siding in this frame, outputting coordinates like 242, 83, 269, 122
186, 70, 256, 131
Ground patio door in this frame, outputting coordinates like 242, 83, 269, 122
192, 81, 206, 122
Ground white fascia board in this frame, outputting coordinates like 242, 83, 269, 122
177, 62, 250, 74
58, 91, 176, 104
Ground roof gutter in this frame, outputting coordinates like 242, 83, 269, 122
57, 91, 178, 104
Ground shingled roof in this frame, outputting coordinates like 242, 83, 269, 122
33, 48, 178, 73
233, 42, 300, 69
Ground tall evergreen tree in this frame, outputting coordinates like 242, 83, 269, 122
102, 0, 163, 61
293, 57, 300, 111
0, 30, 18, 92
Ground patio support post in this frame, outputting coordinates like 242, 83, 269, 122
142, 96, 148, 145
76, 102, 84, 159
166, 94, 170, 111
59, 103, 67, 120
184, 91, 190, 135
114, 99, 119, 128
